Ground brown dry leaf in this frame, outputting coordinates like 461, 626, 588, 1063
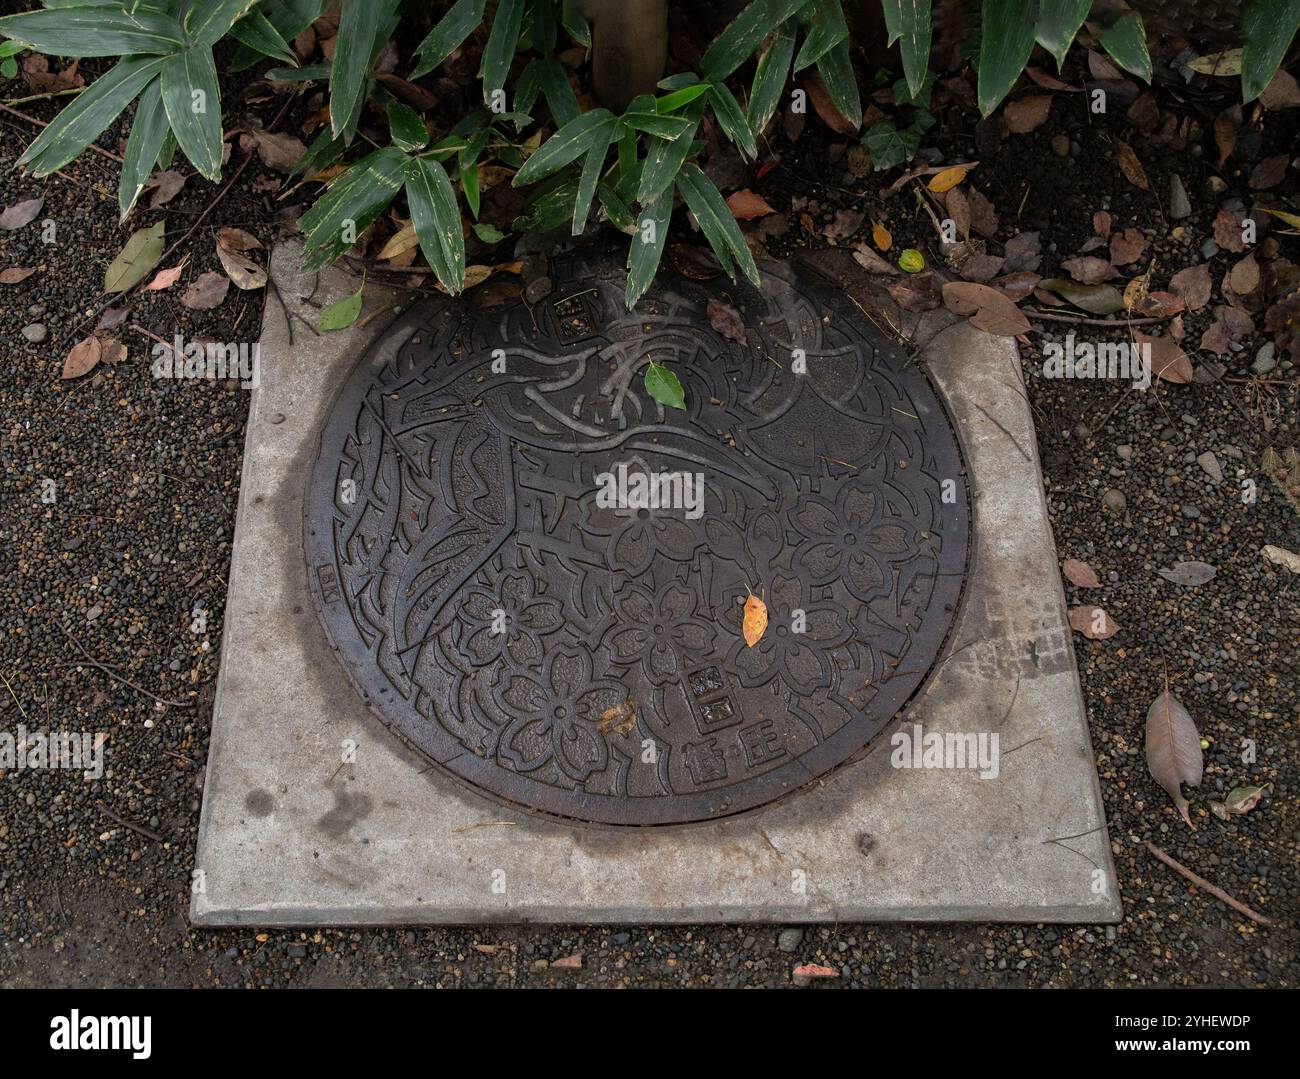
742, 591, 768, 647
990, 271, 1040, 302
1169, 263, 1212, 311
793, 963, 839, 981
871, 220, 893, 251
1213, 113, 1238, 167
707, 299, 747, 343
61, 336, 102, 380
143, 264, 185, 291
958, 253, 1005, 283
1228, 252, 1261, 296
99, 337, 127, 365
1113, 141, 1149, 190
181, 271, 230, 310
1260, 69, 1300, 109
1213, 209, 1247, 253
1211, 785, 1270, 820
460, 264, 493, 290
249, 127, 307, 173
1137, 332, 1193, 383
1134, 290, 1184, 318
726, 189, 777, 220
1092, 211, 1112, 240
1003, 94, 1051, 134
1061, 256, 1116, 285
941, 281, 1030, 336
1002, 230, 1041, 272
1087, 50, 1123, 80
216, 228, 266, 290
1068, 604, 1118, 639
0, 267, 36, 284
1109, 227, 1147, 266
1249, 154, 1289, 190
1063, 558, 1101, 588
1145, 676, 1202, 829
944, 186, 971, 239
377, 221, 419, 260
597, 700, 637, 736
887, 272, 941, 310
928, 163, 976, 193
0, 197, 43, 230
1123, 272, 1150, 312
805, 71, 858, 134
968, 188, 999, 238
146, 169, 186, 209
823, 207, 864, 241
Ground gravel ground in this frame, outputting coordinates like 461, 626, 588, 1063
0, 62, 1296, 988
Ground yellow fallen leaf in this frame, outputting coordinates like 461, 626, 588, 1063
1188, 49, 1242, 76
929, 164, 975, 193
742, 590, 767, 648
377, 222, 418, 261
872, 221, 893, 251
1257, 207, 1300, 229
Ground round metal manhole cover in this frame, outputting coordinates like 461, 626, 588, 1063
305, 245, 970, 826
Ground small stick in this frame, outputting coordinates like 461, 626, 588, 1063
1144, 840, 1272, 926
53, 622, 194, 709
1026, 308, 1170, 327
94, 800, 166, 843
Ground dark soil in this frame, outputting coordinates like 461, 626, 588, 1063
0, 36, 1296, 987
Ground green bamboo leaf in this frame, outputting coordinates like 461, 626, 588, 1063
621, 109, 693, 140
300, 147, 409, 271
19, 54, 168, 178
701, 0, 808, 81
118, 77, 168, 217
229, 8, 298, 67
0, 6, 183, 57
978, 0, 1037, 116
880, 0, 931, 98
266, 62, 331, 82
644, 361, 685, 410
1242, 0, 1300, 102
708, 82, 757, 158
407, 155, 466, 292
747, 27, 795, 134
461, 161, 480, 217
411, 0, 486, 79
815, 36, 861, 130
794, 0, 848, 73
573, 116, 618, 235
513, 108, 615, 186
104, 220, 165, 293
533, 57, 581, 126
330, 0, 382, 139
290, 126, 345, 177
625, 186, 672, 308
655, 82, 711, 112
636, 98, 704, 205
561, 0, 591, 47
317, 285, 364, 331
480, 0, 525, 103
1033, 0, 1090, 72
531, 0, 557, 53
185, 0, 258, 48
513, 175, 580, 232
160, 46, 223, 181
676, 162, 759, 286
385, 96, 428, 152
1099, 12, 1151, 82
597, 181, 635, 231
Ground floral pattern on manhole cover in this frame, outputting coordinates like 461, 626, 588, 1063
305, 245, 970, 825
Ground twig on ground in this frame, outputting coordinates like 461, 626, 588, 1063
94, 800, 166, 843
1026, 308, 1171, 327
52, 621, 194, 709
1145, 840, 1273, 926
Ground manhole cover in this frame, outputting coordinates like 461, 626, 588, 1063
305, 245, 970, 825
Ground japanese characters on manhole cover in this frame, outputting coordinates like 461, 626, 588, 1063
305, 245, 969, 825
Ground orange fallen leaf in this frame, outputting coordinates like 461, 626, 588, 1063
928, 163, 976, 193
872, 220, 893, 251
742, 590, 768, 648
726, 188, 777, 221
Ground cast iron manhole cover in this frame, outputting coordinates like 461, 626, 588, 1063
305, 245, 969, 825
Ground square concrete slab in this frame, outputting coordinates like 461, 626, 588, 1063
191, 240, 1121, 926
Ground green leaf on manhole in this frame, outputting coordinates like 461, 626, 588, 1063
644, 360, 685, 410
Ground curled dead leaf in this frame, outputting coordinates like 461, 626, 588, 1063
1067, 604, 1118, 639
742, 591, 768, 647
1062, 558, 1101, 588
61, 336, 102, 380
1145, 680, 1202, 828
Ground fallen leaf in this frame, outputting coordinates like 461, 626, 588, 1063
1188, 49, 1242, 75
1168, 263, 1212, 311
1227, 253, 1261, 296
957, 252, 1004, 282
216, 227, 266, 290
1261, 543, 1300, 573
249, 126, 307, 173
990, 271, 1040, 302
707, 299, 746, 343
823, 207, 863, 241
1213, 210, 1247, 253
145, 169, 186, 209
597, 700, 637, 736
378, 222, 418, 260
792, 963, 838, 981
1061, 256, 1116, 285
968, 188, 999, 238
871, 220, 892, 250
1093, 211, 1113, 240
1210, 785, 1269, 820
1213, 111, 1238, 167
942, 281, 1029, 335
887, 272, 940, 310
143, 264, 184, 291
105, 221, 165, 293
98, 337, 127, 365
1067, 604, 1118, 639
1003, 95, 1051, 134
1260, 69, 1300, 109
1145, 677, 1202, 828
1136, 332, 1193, 383
928, 163, 976, 193
0, 267, 36, 284
180, 270, 230, 310
1109, 227, 1147, 266
61, 336, 102, 380
1063, 558, 1101, 588
898, 248, 925, 273
1249, 154, 1290, 190
726, 189, 777, 221
1002, 231, 1041, 273
0, 197, 43, 230
1157, 561, 1216, 586
317, 285, 363, 330
1038, 278, 1125, 315
805, 71, 858, 134
742, 591, 768, 647
1113, 141, 1149, 190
